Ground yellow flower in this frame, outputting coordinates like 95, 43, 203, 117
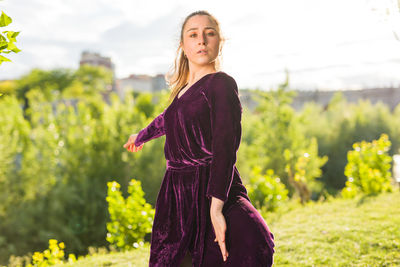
32, 251, 44, 262
49, 239, 58, 246
68, 253, 77, 263
43, 249, 51, 258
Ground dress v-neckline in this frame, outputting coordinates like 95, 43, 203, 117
176, 71, 221, 100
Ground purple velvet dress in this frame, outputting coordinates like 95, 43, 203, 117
134, 71, 275, 266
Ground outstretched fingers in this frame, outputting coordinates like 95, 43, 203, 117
123, 140, 143, 152
130, 143, 143, 152
123, 134, 143, 152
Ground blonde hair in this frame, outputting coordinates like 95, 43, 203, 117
165, 10, 226, 103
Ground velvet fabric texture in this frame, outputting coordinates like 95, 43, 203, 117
134, 71, 275, 266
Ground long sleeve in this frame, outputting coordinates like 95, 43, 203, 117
203, 74, 242, 203
134, 109, 166, 147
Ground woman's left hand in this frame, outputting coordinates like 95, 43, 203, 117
210, 210, 229, 262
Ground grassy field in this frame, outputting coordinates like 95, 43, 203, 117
55, 190, 400, 267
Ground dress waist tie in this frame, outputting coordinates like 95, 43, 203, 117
166, 159, 212, 171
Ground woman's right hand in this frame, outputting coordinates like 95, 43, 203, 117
123, 133, 144, 152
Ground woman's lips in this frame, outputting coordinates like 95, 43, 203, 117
198, 50, 208, 54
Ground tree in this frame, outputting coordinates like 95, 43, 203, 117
243, 70, 328, 202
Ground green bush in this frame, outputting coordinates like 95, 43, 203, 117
246, 166, 289, 212
284, 137, 328, 204
106, 179, 155, 251
341, 133, 393, 198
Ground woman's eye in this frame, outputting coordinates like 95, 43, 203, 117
189, 32, 215, 37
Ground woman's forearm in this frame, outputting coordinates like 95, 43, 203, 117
210, 196, 224, 214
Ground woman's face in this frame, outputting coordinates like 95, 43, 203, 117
181, 15, 220, 68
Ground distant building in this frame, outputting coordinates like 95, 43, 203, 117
116, 73, 168, 99
78, 51, 168, 100
238, 86, 400, 112
153, 74, 168, 92
291, 86, 400, 111
79, 51, 117, 102
79, 51, 115, 71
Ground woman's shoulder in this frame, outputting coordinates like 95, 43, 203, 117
202, 71, 238, 97
210, 71, 237, 85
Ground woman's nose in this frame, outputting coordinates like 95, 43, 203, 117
198, 33, 207, 45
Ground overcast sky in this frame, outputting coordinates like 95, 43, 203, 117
1, 0, 400, 90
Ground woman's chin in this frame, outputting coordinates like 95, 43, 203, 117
191, 58, 218, 66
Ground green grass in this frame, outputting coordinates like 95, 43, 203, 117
55, 244, 150, 267
56, 190, 400, 267
267, 191, 400, 266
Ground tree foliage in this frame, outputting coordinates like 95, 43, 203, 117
0, 69, 167, 264
239, 72, 328, 202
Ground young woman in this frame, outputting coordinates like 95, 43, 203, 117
123, 10, 275, 267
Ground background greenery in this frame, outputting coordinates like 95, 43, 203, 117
1, 65, 400, 266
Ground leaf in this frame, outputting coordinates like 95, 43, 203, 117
7, 42, 21, 53
0, 54, 11, 63
6, 31, 19, 42
0, 42, 7, 50
11, 31, 20, 38
0, 11, 12, 27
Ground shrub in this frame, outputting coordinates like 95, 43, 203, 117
247, 166, 289, 212
341, 133, 393, 198
106, 179, 155, 250
284, 137, 328, 204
